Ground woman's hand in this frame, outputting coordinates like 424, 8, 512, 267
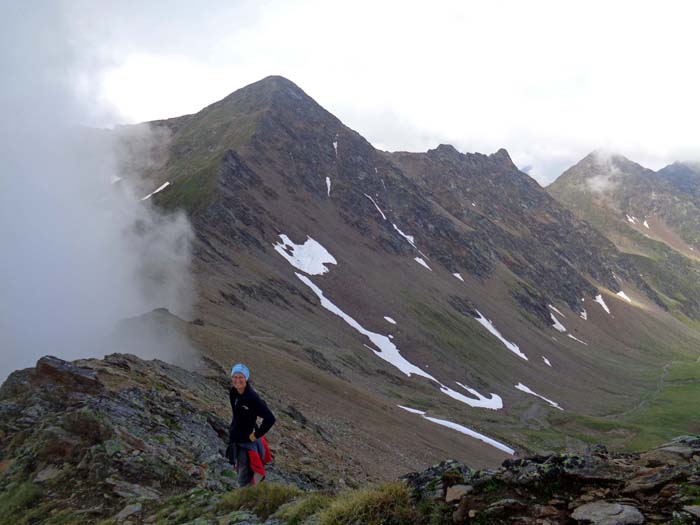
249, 431, 256, 442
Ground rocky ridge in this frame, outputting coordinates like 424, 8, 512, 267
0, 353, 332, 524
2, 352, 699, 524
405, 437, 700, 524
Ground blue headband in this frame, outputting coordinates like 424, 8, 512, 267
231, 363, 250, 380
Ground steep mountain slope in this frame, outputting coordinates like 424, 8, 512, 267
548, 152, 700, 322
108, 77, 700, 476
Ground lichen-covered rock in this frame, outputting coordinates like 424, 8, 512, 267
404, 438, 700, 524
571, 501, 644, 525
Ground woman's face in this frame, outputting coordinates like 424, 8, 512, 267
231, 373, 247, 392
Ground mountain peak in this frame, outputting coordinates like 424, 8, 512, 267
490, 147, 512, 164
240, 75, 305, 96
428, 143, 461, 159
216, 75, 314, 113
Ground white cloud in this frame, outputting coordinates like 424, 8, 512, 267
18, 1, 700, 185
0, 2, 196, 378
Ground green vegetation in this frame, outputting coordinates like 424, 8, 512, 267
218, 482, 302, 519
149, 487, 217, 524
408, 301, 498, 375
272, 492, 333, 524
680, 484, 700, 505
542, 360, 700, 452
0, 482, 42, 524
620, 361, 700, 450
154, 100, 265, 215
316, 483, 416, 525
416, 498, 451, 525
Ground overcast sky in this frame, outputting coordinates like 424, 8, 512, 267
26, 1, 700, 184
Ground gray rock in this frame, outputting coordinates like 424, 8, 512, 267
34, 465, 63, 482
115, 503, 142, 522
656, 445, 695, 458
571, 501, 644, 524
445, 484, 472, 503
106, 477, 161, 499
684, 505, 700, 518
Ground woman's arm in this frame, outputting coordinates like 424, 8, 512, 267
253, 394, 276, 439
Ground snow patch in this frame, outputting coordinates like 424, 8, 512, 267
273, 235, 337, 275
475, 310, 528, 361
332, 140, 338, 156
439, 383, 502, 409
393, 224, 416, 248
643, 219, 649, 229
110, 175, 122, 184
453, 273, 464, 282
616, 291, 632, 303
384, 316, 397, 325
455, 382, 503, 410
296, 274, 502, 409
414, 257, 432, 271
140, 181, 170, 201
550, 313, 566, 333
398, 405, 424, 415
567, 334, 588, 345
514, 383, 563, 410
626, 214, 637, 224
364, 194, 386, 220
398, 406, 515, 454
594, 294, 611, 314
326, 177, 331, 196
542, 356, 552, 367
548, 304, 565, 318
580, 309, 588, 320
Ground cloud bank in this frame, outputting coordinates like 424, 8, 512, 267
0, 3, 196, 378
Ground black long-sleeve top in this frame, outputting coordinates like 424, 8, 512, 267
228, 383, 276, 444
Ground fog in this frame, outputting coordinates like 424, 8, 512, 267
0, 3, 196, 379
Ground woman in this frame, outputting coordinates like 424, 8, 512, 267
227, 363, 276, 486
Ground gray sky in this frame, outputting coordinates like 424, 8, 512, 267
52, 0, 700, 185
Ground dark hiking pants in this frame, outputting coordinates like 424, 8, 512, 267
236, 446, 253, 487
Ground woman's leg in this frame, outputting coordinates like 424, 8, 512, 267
236, 446, 253, 486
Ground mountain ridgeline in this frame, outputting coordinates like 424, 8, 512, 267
548, 152, 700, 321
119, 76, 700, 466
3, 76, 700, 523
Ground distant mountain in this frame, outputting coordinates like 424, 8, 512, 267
658, 161, 700, 198
548, 151, 700, 320
20, 77, 700, 482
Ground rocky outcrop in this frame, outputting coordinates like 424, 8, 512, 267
0, 353, 308, 524
404, 438, 700, 524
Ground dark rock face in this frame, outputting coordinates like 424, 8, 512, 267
404, 437, 700, 524
153, 75, 669, 326
389, 146, 665, 317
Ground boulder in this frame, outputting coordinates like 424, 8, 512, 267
445, 484, 472, 503
115, 503, 142, 522
571, 501, 644, 524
